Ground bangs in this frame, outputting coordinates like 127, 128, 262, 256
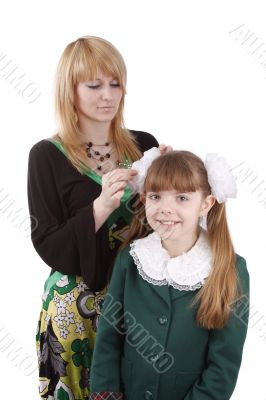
72, 39, 126, 90
144, 152, 204, 194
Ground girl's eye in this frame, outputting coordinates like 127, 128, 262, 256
148, 194, 160, 200
178, 195, 189, 201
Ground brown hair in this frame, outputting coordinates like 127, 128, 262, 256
122, 151, 240, 329
52, 35, 142, 173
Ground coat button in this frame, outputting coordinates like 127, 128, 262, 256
158, 315, 168, 325
144, 390, 153, 399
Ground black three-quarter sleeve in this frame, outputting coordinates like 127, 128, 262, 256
27, 130, 159, 291
27, 139, 110, 291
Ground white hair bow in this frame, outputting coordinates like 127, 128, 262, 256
130, 148, 237, 203
204, 154, 237, 203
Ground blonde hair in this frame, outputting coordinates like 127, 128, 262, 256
53, 35, 142, 173
121, 151, 240, 329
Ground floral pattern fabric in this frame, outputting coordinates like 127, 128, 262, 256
36, 205, 132, 400
35, 150, 134, 399
37, 275, 106, 400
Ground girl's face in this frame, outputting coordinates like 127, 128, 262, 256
144, 190, 215, 244
74, 72, 123, 125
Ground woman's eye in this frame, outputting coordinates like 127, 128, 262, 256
110, 82, 120, 87
86, 84, 100, 89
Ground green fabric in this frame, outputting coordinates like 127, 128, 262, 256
44, 271, 64, 292
90, 249, 249, 400
47, 138, 133, 228
44, 138, 136, 290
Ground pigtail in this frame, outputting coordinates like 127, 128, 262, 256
192, 202, 238, 329
119, 195, 151, 252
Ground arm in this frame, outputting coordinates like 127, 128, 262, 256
27, 141, 111, 290
90, 251, 127, 399
183, 256, 250, 400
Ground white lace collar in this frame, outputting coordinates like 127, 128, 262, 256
129, 230, 212, 291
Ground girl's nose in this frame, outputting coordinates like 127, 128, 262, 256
160, 202, 175, 214
161, 208, 174, 214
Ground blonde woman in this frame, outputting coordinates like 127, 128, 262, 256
27, 36, 169, 400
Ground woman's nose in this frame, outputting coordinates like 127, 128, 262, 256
101, 86, 112, 101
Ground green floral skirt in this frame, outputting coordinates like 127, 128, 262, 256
36, 273, 106, 400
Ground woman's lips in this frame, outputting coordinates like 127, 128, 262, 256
97, 106, 114, 111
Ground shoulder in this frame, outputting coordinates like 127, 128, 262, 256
28, 139, 58, 163
117, 245, 134, 266
28, 139, 51, 170
129, 129, 159, 152
28, 138, 82, 185
235, 254, 249, 294
235, 254, 249, 276
28, 138, 70, 172
112, 245, 137, 276
29, 138, 54, 154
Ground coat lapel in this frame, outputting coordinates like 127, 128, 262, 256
170, 287, 195, 302
149, 283, 171, 307
147, 282, 193, 306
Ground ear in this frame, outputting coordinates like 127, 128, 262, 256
200, 194, 216, 216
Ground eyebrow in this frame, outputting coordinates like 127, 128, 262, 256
147, 191, 193, 194
89, 77, 118, 82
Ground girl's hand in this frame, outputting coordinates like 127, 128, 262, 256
158, 143, 173, 154
98, 168, 138, 211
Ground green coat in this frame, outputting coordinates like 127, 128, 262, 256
90, 246, 249, 400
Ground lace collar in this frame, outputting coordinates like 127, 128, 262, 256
129, 229, 212, 291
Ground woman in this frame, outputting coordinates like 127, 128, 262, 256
27, 35, 168, 400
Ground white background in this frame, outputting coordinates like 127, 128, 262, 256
0, 0, 266, 398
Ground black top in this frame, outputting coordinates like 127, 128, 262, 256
27, 130, 159, 292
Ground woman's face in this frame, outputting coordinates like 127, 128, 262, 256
74, 72, 123, 125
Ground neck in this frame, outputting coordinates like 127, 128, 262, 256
78, 116, 112, 144
161, 229, 200, 258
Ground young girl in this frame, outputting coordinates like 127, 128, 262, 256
89, 149, 249, 400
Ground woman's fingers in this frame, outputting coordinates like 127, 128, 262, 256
103, 168, 138, 189
158, 143, 173, 154
99, 168, 138, 210
158, 143, 166, 152
109, 180, 128, 196
103, 168, 136, 182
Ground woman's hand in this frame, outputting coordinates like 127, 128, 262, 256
93, 168, 138, 231
100, 168, 138, 210
158, 143, 173, 154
